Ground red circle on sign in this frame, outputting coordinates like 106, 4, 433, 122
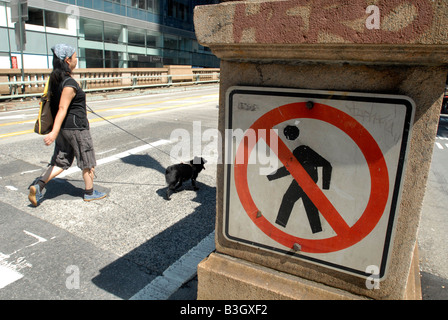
234, 102, 389, 253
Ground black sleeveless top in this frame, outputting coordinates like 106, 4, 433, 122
50, 75, 89, 130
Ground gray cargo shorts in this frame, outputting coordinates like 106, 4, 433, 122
51, 129, 97, 170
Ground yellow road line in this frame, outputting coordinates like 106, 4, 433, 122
0, 129, 34, 139
92, 93, 218, 114
0, 96, 217, 140
0, 93, 218, 128
89, 98, 217, 123
0, 119, 35, 127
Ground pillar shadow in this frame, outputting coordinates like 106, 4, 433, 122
91, 182, 216, 299
420, 271, 448, 300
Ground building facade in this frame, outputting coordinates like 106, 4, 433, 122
0, 0, 219, 69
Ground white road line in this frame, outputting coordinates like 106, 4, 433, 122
58, 139, 172, 178
20, 169, 43, 175
0, 115, 27, 120
130, 231, 215, 300
436, 142, 443, 150
0, 265, 23, 289
22, 231, 47, 248
96, 148, 117, 155
0, 231, 50, 290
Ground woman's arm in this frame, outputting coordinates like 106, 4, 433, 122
44, 86, 76, 146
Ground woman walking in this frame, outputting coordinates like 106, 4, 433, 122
28, 44, 106, 206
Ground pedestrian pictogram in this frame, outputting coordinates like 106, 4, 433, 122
268, 125, 332, 234
223, 87, 415, 279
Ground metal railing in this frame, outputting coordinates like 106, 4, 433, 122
0, 72, 220, 101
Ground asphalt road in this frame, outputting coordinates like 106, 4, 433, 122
418, 115, 448, 300
0, 85, 446, 300
0, 85, 219, 300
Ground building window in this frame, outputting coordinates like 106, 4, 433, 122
128, 27, 146, 47
83, 48, 103, 68
147, 0, 155, 12
45, 11, 68, 29
167, 0, 189, 21
81, 18, 103, 42
104, 50, 120, 68
146, 31, 161, 48
164, 35, 178, 50
104, 22, 123, 44
27, 8, 44, 27
27, 8, 68, 29
130, 0, 158, 13
132, 0, 145, 10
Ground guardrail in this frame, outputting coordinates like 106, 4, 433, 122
0, 67, 220, 101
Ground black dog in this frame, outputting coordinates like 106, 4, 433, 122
165, 157, 206, 200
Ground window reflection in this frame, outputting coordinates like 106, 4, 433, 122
2, 2, 219, 68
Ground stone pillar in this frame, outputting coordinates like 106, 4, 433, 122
194, 0, 448, 300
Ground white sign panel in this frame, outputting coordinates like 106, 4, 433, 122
223, 87, 415, 279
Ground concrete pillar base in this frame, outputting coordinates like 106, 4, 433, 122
193, 0, 442, 300
404, 245, 423, 300
198, 248, 421, 300
198, 253, 366, 300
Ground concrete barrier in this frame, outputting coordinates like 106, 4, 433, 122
0, 66, 220, 98
194, 0, 448, 300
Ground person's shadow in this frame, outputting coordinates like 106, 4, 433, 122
30, 178, 85, 204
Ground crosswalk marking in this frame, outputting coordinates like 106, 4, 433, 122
0, 265, 23, 289
58, 139, 172, 179
435, 137, 448, 150
130, 231, 215, 300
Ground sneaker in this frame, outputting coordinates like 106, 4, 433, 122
84, 190, 107, 202
28, 184, 43, 207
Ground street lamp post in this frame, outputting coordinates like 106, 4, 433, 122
11, 0, 28, 94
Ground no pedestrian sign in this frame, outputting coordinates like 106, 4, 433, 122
223, 87, 415, 279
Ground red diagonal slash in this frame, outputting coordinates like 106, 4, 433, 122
233, 101, 390, 253
262, 130, 351, 236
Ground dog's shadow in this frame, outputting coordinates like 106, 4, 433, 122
155, 182, 201, 201
121, 154, 166, 174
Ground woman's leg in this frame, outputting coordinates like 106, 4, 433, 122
83, 167, 94, 189
42, 165, 65, 183
82, 167, 106, 202
28, 165, 65, 207
28, 131, 73, 207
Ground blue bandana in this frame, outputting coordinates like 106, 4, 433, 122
51, 44, 76, 61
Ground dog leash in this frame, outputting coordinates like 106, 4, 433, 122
29, 104, 184, 190
86, 104, 183, 163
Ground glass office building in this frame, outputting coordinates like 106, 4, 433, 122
0, 0, 220, 69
